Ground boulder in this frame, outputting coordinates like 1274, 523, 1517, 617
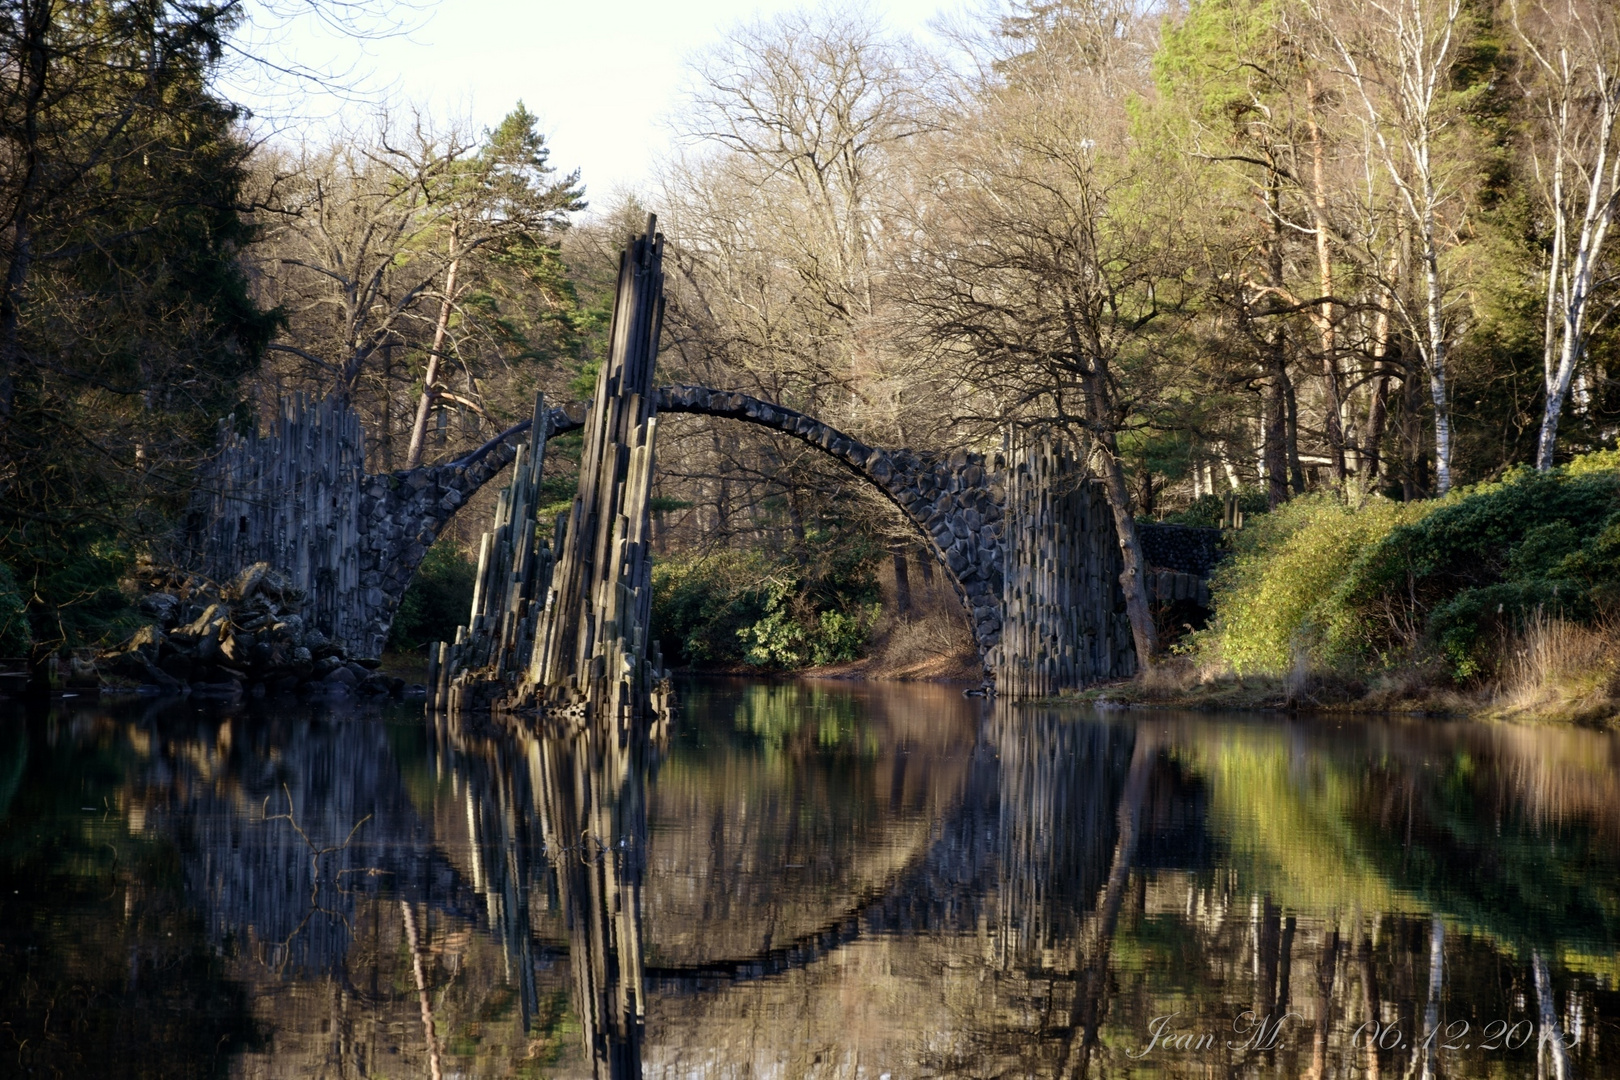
174, 602, 226, 643
105, 563, 383, 695
321, 666, 358, 695
230, 562, 271, 602
138, 593, 180, 625
127, 624, 165, 662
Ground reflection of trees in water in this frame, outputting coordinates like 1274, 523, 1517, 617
12, 691, 1620, 1078
645, 679, 983, 968
76, 700, 567, 1078
0, 705, 259, 1079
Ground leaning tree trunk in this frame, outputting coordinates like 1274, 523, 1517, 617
1081, 389, 1158, 668
406, 230, 462, 470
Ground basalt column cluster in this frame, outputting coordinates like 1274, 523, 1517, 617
992, 435, 1135, 697
428, 393, 557, 711
432, 218, 672, 727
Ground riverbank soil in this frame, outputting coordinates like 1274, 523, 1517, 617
1075, 629, 1620, 726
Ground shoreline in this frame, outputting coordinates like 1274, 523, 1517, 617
1049, 671, 1620, 728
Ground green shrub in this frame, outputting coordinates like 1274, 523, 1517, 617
1197, 452, 1620, 681
388, 539, 477, 653
735, 579, 880, 668
652, 550, 776, 665
1332, 462, 1620, 676
0, 562, 31, 657
0, 533, 141, 652
1194, 494, 1428, 675
652, 528, 883, 670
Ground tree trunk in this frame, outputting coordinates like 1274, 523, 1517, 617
0, 0, 51, 425
1359, 272, 1399, 486
1266, 366, 1290, 509
1537, 220, 1606, 470
891, 545, 912, 617
405, 240, 462, 470
381, 341, 394, 470
1401, 370, 1427, 501
1420, 213, 1452, 494
1285, 367, 1306, 495
1093, 423, 1159, 666
785, 485, 808, 567
1530, 53, 1619, 471
1305, 77, 1349, 484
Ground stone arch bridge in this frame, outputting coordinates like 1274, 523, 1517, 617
191, 386, 1214, 685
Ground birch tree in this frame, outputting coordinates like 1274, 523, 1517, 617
1310, 0, 1471, 493
1511, 0, 1620, 469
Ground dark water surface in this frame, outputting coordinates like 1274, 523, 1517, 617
1, 679, 1616, 1078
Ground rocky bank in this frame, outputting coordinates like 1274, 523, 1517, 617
98, 562, 419, 700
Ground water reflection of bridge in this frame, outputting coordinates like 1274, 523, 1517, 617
112, 686, 1152, 1073
97, 689, 1620, 1078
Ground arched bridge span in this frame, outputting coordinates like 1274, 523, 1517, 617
375, 385, 1007, 659
193, 387, 1209, 681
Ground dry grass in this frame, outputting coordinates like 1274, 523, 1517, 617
866, 608, 982, 681
880, 610, 975, 669
1071, 613, 1620, 726
804, 605, 983, 683
1487, 613, 1620, 725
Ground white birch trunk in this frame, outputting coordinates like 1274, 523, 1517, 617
1520, 0, 1620, 469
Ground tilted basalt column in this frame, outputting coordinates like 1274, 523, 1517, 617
513, 217, 670, 726
427, 393, 559, 711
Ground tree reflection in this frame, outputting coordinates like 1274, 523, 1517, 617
4, 691, 1620, 1077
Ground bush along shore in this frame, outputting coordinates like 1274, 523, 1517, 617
1087, 451, 1620, 726
94, 562, 418, 700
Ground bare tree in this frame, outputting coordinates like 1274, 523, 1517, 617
1511, 0, 1620, 469
251, 105, 581, 466
902, 2, 1184, 664
657, 11, 948, 559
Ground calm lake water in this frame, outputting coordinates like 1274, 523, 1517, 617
0, 679, 1615, 1079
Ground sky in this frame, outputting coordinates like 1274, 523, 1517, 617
228, 0, 967, 205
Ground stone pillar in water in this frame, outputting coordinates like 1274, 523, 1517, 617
992, 433, 1134, 697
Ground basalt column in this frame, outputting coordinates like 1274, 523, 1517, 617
510, 218, 670, 725
992, 435, 1134, 697
186, 395, 371, 652
428, 392, 557, 711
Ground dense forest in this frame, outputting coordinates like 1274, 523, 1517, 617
2, 0, 1618, 704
